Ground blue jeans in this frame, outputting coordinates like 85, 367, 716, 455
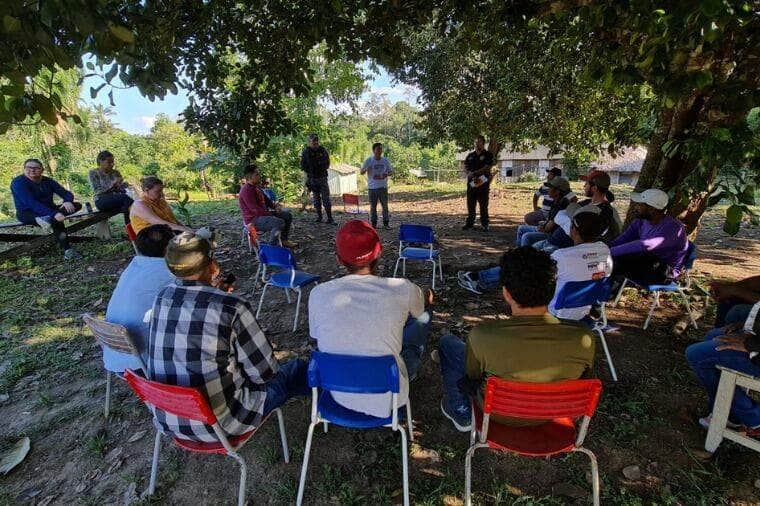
516, 224, 549, 247
438, 334, 471, 419
532, 239, 559, 254
685, 328, 760, 427
516, 225, 537, 246
714, 302, 753, 328
262, 359, 310, 416
400, 311, 432, 379
476, 266, 501, 291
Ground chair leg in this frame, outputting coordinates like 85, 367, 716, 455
406, 401, 414, 442
276, 408, 290, 463
402, 258, 406, 277
228, 451, 247, 506
705, 370, 737, 452
323, 421, 328, 433
678, 288, 698, 329
256, 284, 269, 319
430, 260, 436, 290
148, 431, 161, 495
595, 329, 618, 382
643, 291, 659, 329
612, 278, 628, 306
285, 287, 292, 304
251, 263, 262, 298
464, 443, 487, 506
573, 447, 600, 506
296, 421, 319, 506
293, 289, 302, 332
439, 258, 444, 282
104, 371, 112, 419
399, 426, 410, 506
393, 257, 401, 278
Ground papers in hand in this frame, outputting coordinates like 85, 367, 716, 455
469, 175, 488, 188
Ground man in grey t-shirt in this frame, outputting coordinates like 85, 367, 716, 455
361, 142, 393, 229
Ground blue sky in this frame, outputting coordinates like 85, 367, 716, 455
80, 66, 420, 135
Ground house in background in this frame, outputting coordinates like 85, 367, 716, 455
328, 163, 360, 195
456, 144, 563, 181
590, 146, 647, 186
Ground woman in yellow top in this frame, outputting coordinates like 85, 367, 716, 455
129, 176, 193, 235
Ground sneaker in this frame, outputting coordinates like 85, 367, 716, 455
461, 224, 474, 230
457, 271, 483, 295
440, 399, 472, 432
35, 216, 53, 233
430, 349, 440, 364
698, 414, 743, 430
63, 249, 82, 261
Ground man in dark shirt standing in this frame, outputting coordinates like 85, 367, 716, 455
462, 135, 495, 232
300, 133, 335, 225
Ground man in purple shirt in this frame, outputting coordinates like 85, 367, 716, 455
610, 188, 688, 287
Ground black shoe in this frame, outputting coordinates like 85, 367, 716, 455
383, 223, 391, 230
315, 216, 323, 223
482, 225, 489, 232
326, 218, 337, 225
462, 224, 474, 230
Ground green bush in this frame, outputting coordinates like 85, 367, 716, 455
517, 172, 539, 183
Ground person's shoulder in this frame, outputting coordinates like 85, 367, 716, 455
10, 174, 25, 186
88, 168, 98, 176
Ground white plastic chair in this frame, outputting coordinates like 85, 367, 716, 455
705, 366, 760, 453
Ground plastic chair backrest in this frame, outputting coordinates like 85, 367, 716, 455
308, 352, 400, 394
83, 314, 140, 355
263, 188, 277, 202
684, 241, 697, 270
259, 244, 296, 269
553, 279, 611, 310
125, 223, 137, 242
124, 369, 217, 425
343, 193, 359, 206
399, 224, 434, 244
483, 377, 602, 421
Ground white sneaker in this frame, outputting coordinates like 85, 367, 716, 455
457, 271, 483, 295
699, 414, 742, 430
430, 349, 440, 364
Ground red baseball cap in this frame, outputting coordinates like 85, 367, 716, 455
336, 220, 382, 266
580, 169, 611, 189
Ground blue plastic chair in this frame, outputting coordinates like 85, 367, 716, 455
262, 187, 277, 203
393, 224, 443, 289
612, 241, 698, 330
255, 244, 319, 331
296, 352, 413, 506
554, 278, 618, 382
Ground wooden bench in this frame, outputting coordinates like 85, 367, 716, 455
0, 210, 118, 261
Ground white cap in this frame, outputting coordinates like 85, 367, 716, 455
630, 189, 669, 210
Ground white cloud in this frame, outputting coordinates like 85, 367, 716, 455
139, 116, 157, 129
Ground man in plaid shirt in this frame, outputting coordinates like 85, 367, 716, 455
147, 232, 309, 442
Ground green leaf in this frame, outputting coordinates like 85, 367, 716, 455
105, 65, 118, 83
723, 204, 743, 235
108, 25, 135, 44
2, 15, 21, 33
747, 107, 760, 133
706, 191, 726, 207
738, 186, 756, 205
108, 90, 115, 107
32, 95, 57, 125
90, 83, 106, 99
694, 70, 713, 89
711, 127, 731, 142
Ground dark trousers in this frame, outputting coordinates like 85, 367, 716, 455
308, 177, 332, 219
368, 187, 389, 227
18, 202, 83, 251
611, 252, 669, 286
95, 192, 133, 224
465, 183, 489, 227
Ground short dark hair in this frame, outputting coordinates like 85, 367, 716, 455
135, 224, 174, 257
572, 213, 606, 242
243, 164, 259, 177
498, 247, 557, 308
140, 176, 163, 191
97, 150, 114, 163
308, 133, 319, 141
23, 158, 44, 168
475, 135, 486, 143
372, 142, 383, 151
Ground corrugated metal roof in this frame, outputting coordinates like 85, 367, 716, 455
329, 163, 361, 175
592, 146, 647, 173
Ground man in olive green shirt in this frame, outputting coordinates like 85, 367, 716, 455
438, 246, 596, 431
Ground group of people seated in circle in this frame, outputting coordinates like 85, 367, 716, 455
8, 152, 759, 458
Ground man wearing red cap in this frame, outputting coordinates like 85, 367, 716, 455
308, 220, 434, 418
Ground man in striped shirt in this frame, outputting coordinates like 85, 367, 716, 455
147, 232, 308, 442
524, 167, 561, 226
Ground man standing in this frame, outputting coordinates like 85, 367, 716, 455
610, 188, 688, 288
524, 167, 561, 226
238, 164, 297, 247
300, 133, 335, 225
10, 158, 83, 260
148, 232, 309, 442
361, 142, 393, 229
462, 135, 495, 232
309, 220, 434, 418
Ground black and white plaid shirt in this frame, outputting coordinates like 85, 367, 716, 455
147, 280, 279, 442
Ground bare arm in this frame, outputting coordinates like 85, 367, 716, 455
131, 201, 192, 233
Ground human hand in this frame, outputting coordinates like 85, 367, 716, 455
61, 202, 75, 213
54, 212, 66, 222
424, 288, 435, 307
715, 333, 750, 353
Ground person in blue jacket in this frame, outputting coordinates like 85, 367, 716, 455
10, 158, 83, 260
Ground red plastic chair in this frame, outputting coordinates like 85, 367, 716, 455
342, 193, 362, 214
125, 223, 138, 254
123, 370, 289, 506
465, 377, 603, 506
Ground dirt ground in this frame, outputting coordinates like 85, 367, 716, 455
1, 182, 759, 505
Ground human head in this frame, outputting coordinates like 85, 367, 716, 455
569, 205, 606, 243
631, 188, 669, 220
140, 176, 164, 201
547, 167, 561, 181
372, 142, 383, 158
474, 135, 486, 151
165, 231, 214, 280
335, 220, 382, 274
546, 176, 570, 199
135, 224, 174, 257
23, 158, 45, 182
580, 169, 611, 198
243, 164, 260, 185
97, 150, 115, 171
308, 133, 320, 149
498, 247, 557, 309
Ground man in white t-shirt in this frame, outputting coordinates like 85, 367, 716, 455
309, 220, 434, 418
549, 205, 613, 320
361, 142, 394, 229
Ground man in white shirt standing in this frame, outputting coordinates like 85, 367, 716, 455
361, 142, 394, 230
549, 205, 613, 320
309, 220, 434, 418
